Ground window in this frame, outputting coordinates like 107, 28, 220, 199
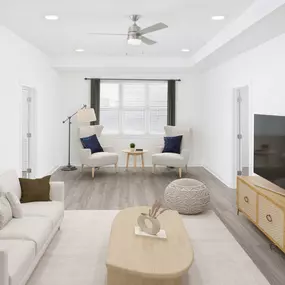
100, 81, 167, 135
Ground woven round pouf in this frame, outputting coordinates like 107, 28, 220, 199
164, 178, 210, 214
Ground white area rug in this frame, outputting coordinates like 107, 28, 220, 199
27, 210, 270, 285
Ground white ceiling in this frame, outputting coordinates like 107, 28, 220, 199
0, 0, 254, 58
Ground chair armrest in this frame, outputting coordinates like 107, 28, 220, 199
50, 181, 65, 202
79, 148, 91, 163
103, 146, 115, 153
154, 146, 164, 153
181, 149, 190, 164
0, 251, 8, 285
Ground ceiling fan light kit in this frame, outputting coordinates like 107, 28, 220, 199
128, 37, 142, 46
90, 14, 168, 46
45, 15, 59, 20
127, 18, 142, 45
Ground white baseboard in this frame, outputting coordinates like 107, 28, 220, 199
46, 165, 61, 176
115, 164, 203, 168
203, 165, 234, 189
71, 161, 203, 168
62, 164, 203, 169
55, 163, 230, 189
188, 164, 203, 167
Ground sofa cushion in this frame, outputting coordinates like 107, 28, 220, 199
21, 201, 64, 227
19, 175, 51, 203
162, 135, 182, 154
152, 153, 185, 167
88, 152, 118, 166
164, 126, 191, 151
0, 217, 53, 253
0, 170, 21, 199
5, 192, 23, 218
81, 134, 104, 154
0, 240, 35, 285
0, 194, 13, 229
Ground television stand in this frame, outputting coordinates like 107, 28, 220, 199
237, 176, 285, 254
253, 183, 285, 197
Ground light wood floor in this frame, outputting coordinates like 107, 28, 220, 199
52, 166, 285, 285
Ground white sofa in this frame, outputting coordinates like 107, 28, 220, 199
0, 170, 64, 285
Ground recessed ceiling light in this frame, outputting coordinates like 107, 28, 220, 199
181, 48, 190, 52
211, 15, 225, 21
45, 15, 59, 20
75, 49, 85, 52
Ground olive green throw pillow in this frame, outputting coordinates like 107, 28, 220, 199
19, 175, 51, 203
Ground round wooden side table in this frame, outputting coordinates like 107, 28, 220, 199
122, 149, 148, 171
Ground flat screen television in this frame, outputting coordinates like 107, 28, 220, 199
254, 114, 285, 189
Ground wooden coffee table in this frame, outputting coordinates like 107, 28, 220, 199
106, 206, 194, 285
122, 149, 148, 170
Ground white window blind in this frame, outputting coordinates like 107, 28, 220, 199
100, 81, 167, 135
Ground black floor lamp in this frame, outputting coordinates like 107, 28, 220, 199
61, 105, 87, 171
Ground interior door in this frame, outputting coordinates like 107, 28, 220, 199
235, 86, 250, 177
21, 86, 35, 178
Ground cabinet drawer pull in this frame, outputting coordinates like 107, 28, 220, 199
266, 214, 273, 223
244, 196, 249, 203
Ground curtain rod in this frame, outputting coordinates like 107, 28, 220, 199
84, 78, 181, 82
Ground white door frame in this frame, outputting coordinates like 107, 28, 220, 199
233, 85, 253, 187
20, 85, 37, 178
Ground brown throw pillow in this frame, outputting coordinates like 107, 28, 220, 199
19, 175, 51, 203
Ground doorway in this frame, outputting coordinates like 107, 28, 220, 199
21, 86, 36, 178
234, 86, 251, 180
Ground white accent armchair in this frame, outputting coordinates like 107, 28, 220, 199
152, 126, 191, 178
78, 125, 119, 178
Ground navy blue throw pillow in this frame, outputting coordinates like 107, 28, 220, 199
80, 134, 104, 154
162, 135, 183, 154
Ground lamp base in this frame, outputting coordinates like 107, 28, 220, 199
61, 165, 77, 171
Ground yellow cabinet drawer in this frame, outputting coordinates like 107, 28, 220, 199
238, 181, 257, 222
258, 195, 284, 248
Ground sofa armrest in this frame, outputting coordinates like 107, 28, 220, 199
103, 146, 115, 153
79, 148, 91, 163
0, 251, 8, 285
50, 181, 65, 202
181, 149, 190, 164
154, 146, 164, 153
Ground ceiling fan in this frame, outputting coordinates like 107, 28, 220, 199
89, 15, 168, 46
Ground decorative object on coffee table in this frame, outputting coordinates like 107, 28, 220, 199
107, 206, 194, 285
137, 201, 167, 235
130, 143, 135, 152
164, 178, 210, 214
122, 149, 148, 171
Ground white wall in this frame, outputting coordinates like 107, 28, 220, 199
59, 70, 203, 167
201, 33, 285, 188
0, 26, 62, 177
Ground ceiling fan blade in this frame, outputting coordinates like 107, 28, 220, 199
140, 23, 168, 35
88, 33, 127, 36
141, 36, 156, 45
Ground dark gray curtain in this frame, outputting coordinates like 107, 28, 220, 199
167, 80, 176, 126
90, 79, 100, 125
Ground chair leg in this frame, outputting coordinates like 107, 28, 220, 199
92, 167, 95, 178
178, 168, 182, 178
115, 163, 118, 173
185, 164, 188, 172
81, 164, 84, 172
152, 164, 156, 174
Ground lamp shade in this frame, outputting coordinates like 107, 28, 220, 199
77, 108, 96, 123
